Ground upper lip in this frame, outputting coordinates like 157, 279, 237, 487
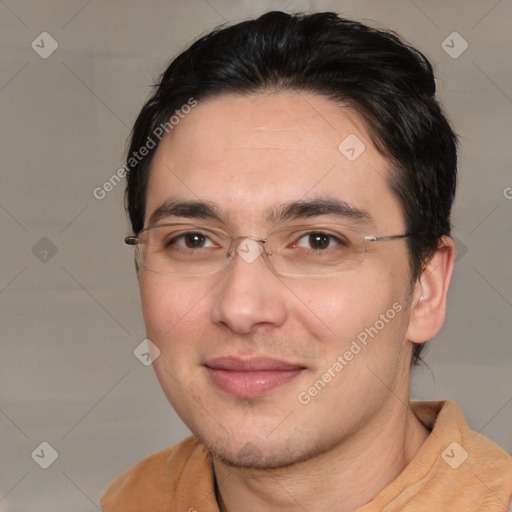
204, 356, 305, 371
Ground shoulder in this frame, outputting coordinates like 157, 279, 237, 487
409, 400, 512, 510
100, 435, 211, 512
445, 401, 512, 510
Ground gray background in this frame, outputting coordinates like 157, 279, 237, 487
1, 0, 511, 510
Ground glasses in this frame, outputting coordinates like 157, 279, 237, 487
124, 222, 415, 277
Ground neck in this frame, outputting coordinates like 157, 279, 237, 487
213, 401, 430, 512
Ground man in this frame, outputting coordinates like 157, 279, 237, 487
100, 11, 512, 511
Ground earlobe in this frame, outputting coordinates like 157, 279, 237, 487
406, 236, 457, 344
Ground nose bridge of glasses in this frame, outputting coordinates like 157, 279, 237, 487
229, 235, 271, 264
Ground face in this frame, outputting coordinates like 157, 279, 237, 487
139, 91, 416, 469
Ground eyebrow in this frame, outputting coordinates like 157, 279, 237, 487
147, 197, 373, 228
148, 199, 223, 227
270, 197, 373, 225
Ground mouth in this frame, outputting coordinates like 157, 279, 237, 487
204, 356, 306, 398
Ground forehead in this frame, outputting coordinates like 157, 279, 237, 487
145, 91, 404, 232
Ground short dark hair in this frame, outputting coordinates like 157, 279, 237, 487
124, 11, 459, 365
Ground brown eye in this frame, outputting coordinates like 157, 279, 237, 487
165, 232, 215, 250
291, 231, 347, 252
308, 233, 330, 250
183, 233, 207, 248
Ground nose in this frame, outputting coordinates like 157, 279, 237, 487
211, 241, 288, 334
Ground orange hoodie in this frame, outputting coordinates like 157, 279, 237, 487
100, 401, 512, 511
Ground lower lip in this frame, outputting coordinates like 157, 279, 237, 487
205, 367, 304, 397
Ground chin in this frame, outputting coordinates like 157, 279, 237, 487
195, 429, 320, 470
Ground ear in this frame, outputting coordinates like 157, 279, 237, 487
406, 236, 457, 344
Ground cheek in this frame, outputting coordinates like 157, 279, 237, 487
291, 269, 410, 370
139, 274, 173, 337
286, 272, 391, 334
139, 272, 210, 348
139, 273, 211, 405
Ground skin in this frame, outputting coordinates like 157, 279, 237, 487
138, 91, 456, 511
